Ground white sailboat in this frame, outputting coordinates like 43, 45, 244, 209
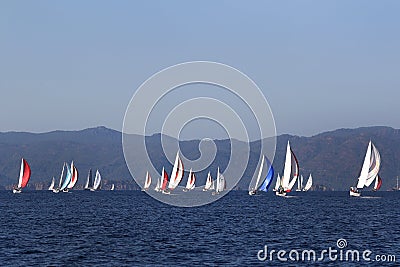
273, 174, 281, 191
110, 184, 115, 191
276, 141, 299, 197
350, 141, 382, 197
53, 162, 66, 193
84, 169, 92, 190
143, 171, 151, 191
48, 177, 55, 191
303, 174, 313, 191
90, 170, 102, 191
296, 175, 304, 191
183, 168, 196, 192
203, 171, 213, 191
12, 158, 31, 194
249, 156, 265, 195
212, 167, 226, 195
165, 152, 184, 193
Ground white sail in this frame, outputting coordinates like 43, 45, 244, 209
17, 158, 24, 188
110, 184, 115, 191
168, 152, 184, 190
216, 167, 225, 193
84, 169, 92, 190
356, 141, 372, 189
58, 163, 66, 189
155, 176, 161, 191
144, 171, 152, 190
274, 174, 281, 191
92, 170, 102, 190
303, 174, 313, 191
204, 171, 213, 191
48, 177, 55, 191
254, 156, 265, 190
282, 141, 292, 189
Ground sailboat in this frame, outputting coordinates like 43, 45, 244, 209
48, 177, 55, 191
249, 155, 274, 195
164, 152, 184, 194
392, 176, 400, 191
350, 141, 382, 197
12, 158, 31, 194
142, 171, 151, 191
203, 171, 213, 191
65, 161, 78, 192
276, 141, 299, 197
84, 169, 92, 190
52, 163, 65, 193
90, 170, 102, 191
296, 175, 304, 191
60, 164, 72, 192
110, 184, 115, 191
303, 174, 313, 191
273, 174, 281, 191
183, 168, 196, 192
212, 167, 226, 195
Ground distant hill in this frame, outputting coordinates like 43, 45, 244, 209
1, 126, 399, 190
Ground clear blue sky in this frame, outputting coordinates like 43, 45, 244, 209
1, 0, 399, 136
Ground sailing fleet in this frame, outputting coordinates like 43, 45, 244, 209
10, 140, 390, 197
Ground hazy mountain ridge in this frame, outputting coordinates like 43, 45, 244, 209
0, 126, 399, 190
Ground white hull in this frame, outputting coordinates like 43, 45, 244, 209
248, 190, 257, 196
349, 190, 361, 197
275, 191, 286, 197
12, 188, 21, 194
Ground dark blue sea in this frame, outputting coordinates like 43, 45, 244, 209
0, 191, 398, 266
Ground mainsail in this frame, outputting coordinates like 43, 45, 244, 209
203, 171, 213, 191
84, 169, 92, 190
92, 170, 102, 190
274, 174, 281, 191
184, 169, 196, 191
281, 141, 299, 192
303, 174, 313, 191
168, 152, 184, 190
48, 177, 55, 191
143, 171, 152, 191
215, 167, 226, 193
356, 141, 373, 189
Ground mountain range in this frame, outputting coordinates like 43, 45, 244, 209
1, 126, 399, 191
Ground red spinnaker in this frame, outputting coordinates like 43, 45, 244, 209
20, 159, 31, 188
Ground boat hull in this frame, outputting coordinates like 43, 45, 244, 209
275, 191, 286, 197
349, 190, 361, 197
12, 188, 21, 194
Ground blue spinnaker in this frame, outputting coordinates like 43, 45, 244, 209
259, 165, 274, 192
